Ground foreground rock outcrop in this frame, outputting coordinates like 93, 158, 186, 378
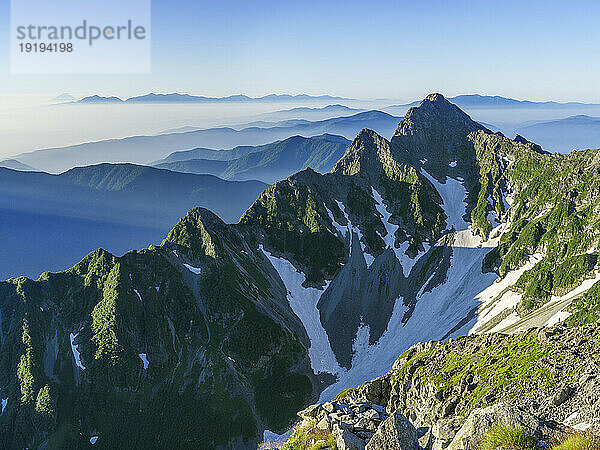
278, 321, 600, 449
289, 399, 419, 449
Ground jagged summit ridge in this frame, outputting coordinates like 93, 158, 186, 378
397, 92, 484, 131
331, 128, 398, 179
395, 92, 486, 135
391, 92, 489, 171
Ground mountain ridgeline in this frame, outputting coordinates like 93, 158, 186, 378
154, 134, 352, 184
0, 164, 267, 280
2, 94, 600, 448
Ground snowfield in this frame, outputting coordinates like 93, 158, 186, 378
324, 204, 347, 238
319, 226, 501, 401
261, 245, 345, 376
421, 169, 468, 231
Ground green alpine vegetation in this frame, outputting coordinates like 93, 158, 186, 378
0, 208, 317, 448
478, 424, 537, 450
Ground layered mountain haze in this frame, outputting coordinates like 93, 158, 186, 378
0, 159, 36, 171
154, 134, 352, 184
13, 111, 399, 174
0, 164, 267, 280
160, 105, 366, 134
3, 94, 600, 448
516, 114, 600, 153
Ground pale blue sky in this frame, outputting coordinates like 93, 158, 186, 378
1, 0, 599, 101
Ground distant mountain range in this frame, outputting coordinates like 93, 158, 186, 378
256, 104, 364, 121
0, 164, 266, 280
395, 94, 600, 109
157, 105, 366, 134
14, 110, 400, 173
75, 92, 600, 108
515, 114, 600, 153
154, 134, 351, 184
0, 159, 36, 171
76, 93, 352, 104
50, 93, 76, 103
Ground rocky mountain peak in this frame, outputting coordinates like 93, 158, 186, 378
424, 92, 446, 102
163, 207, 223, 259
331, 128, 397, 179
389, 93, 491, 182
514, 134, 547, 154
393, 93, 486, 143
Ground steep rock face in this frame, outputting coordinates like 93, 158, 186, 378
391, 94, 507, 238
391, 93, 487, 171
317, 245, 405, 369
240, 128, 449, 371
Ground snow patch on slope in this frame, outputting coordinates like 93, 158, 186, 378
1, 398, 7, 415
495, 271, 600, 334
335, 200, 374, 267
503, 189, 514, 211
371, 188, 423, 276
184, 263, 202, 274
545, 309, 571, 327
139, 353, 149, 369
351, 321, 371, 367
421, 169, 468, 231
133, 289, 143, 304
261, 246, 344, 376
471, 253, 543, 334
319, 227, 503, 402
70, 332, 85, 370
324, 204, 347, 238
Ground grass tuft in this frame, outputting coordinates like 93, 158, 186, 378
553, 436, 600, 450
479, 424, 537, 450
281, 420, 336, 450
334, 388, 357, 402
